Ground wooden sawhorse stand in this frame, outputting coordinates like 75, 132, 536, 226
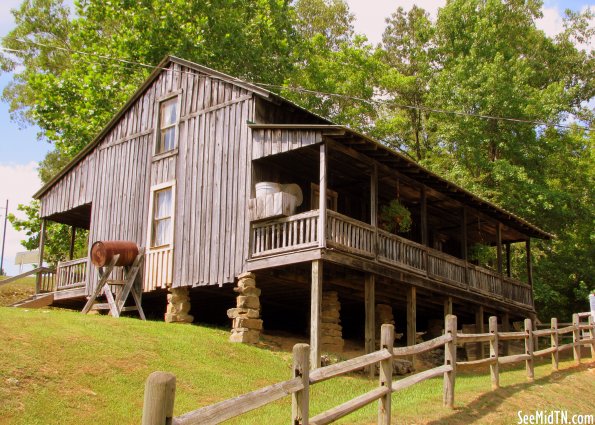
81, 249, 146, 320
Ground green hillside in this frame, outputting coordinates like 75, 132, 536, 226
0, 307, 593, 425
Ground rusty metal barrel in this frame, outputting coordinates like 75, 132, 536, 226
91, 240, 139, 267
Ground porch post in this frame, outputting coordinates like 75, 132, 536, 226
444, 296, 453, 318
476, 305, 485, 359
36, 219, 47, 294
310, 259, 323, 369
420, 186, 428, 246
496, 223, 503, 274
69, 226, 77, 260
365, 274, 375, 377
525, 239, 533, 287
460, 208, 468, 260
318, 143, 327, 248
370, 164, 378, 227
502, 312, 510, 356
505, 243, 511, 278
407, 286, 416, 347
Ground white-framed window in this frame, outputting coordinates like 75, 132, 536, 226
156, 96, 179, 154
148, 181, 176, 248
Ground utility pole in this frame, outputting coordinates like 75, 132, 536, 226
0, 200, 7, 276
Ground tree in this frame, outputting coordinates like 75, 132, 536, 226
375, 5, 435, 161
1, 0, 298, 258
284, 0, 381, 130
8, 202, 88, 266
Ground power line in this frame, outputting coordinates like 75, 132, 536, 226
2, 36, 593, 133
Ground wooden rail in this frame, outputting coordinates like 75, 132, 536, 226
56, 258, 88, 290
250, 210, 319, 257
249, 211, 533, 307
142, 312, 594, 424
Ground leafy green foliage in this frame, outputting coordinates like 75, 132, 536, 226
8, 201, 88, 266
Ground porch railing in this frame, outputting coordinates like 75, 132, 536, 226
55, 258, 88, 291
251, 210, 319, 257
250, 210, 533, 307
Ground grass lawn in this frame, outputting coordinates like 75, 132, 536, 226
0, 276, 36, 307
0, 307, 593, 425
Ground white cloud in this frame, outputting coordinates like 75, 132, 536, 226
0, 0, 22, 37
345, 0, 445, 45
0, 161, 40, 275
536, 6, 566, 38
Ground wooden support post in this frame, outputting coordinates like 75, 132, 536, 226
476, 306, 485, 359
496, 223, 503, 275
551, 317, 559, 371
443, 314, 457, 408
572, 313, 580, 365
524, 318, 534, 381
489, 316, 499, 389
505, 243, 511, 278
318, 143, 327, 248
525, 239, 533, 287
141, 371, 176, 425
378, 324, 394, 425
36, 219, 46, 294
310, 260, 323, 369
407, 287, 416, 346
365, 274, 375, 377
461, 208, 468, 286
69, 226, 76, 260
589, 316, 595, 360
292, 344, 310, 425
420, 186, 428, 246
371, 164, 378, 261
444, 296, 453, 318
502, 313, 510, 356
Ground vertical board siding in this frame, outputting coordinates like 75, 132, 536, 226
251, 129, 323, 160
40, 61, 257, 294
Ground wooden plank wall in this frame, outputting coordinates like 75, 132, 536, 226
40, 153, 96, 218
40, 61, 258, 293
252, 129, 323, 160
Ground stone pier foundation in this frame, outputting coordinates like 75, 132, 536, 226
227, 272, 262, 344
165, 287, 194, 323
376, 304, 395, 339
320, 291, 344, 352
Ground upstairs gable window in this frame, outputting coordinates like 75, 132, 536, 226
156, 97, 178, 154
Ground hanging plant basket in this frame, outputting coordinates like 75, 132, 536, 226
379, 199, 412, 233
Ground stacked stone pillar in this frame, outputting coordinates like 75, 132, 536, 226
320, 291, 344, 352
376, 304, 395, 339
227, 272, 263, 344
165, 287, 194, 323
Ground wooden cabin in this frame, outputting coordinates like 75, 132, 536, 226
32, 56, 551, 364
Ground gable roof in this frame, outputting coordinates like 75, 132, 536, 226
33, 56, 552, 240
34, 55, 324, 199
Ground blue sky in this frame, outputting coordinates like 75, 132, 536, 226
0, 0, 593, 275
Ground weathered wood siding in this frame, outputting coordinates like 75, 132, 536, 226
252, 129, 323, 160
40, 153, 96, 218
39, 60, 257, 292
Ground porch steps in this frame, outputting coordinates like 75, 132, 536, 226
11, 293, 54, 309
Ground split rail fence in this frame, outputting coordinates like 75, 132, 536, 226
142, 312, 595, 425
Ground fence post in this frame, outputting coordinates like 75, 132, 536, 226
443, 314, 457, 408
489, 316, 499, 389
292, 344, 310, 425
551, 318, 559, 371
589, 316, 595, 360
378, 323, 394, 425
141, 371, 176, 425
524, 318, 534, 381
572, 313, 581, 365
